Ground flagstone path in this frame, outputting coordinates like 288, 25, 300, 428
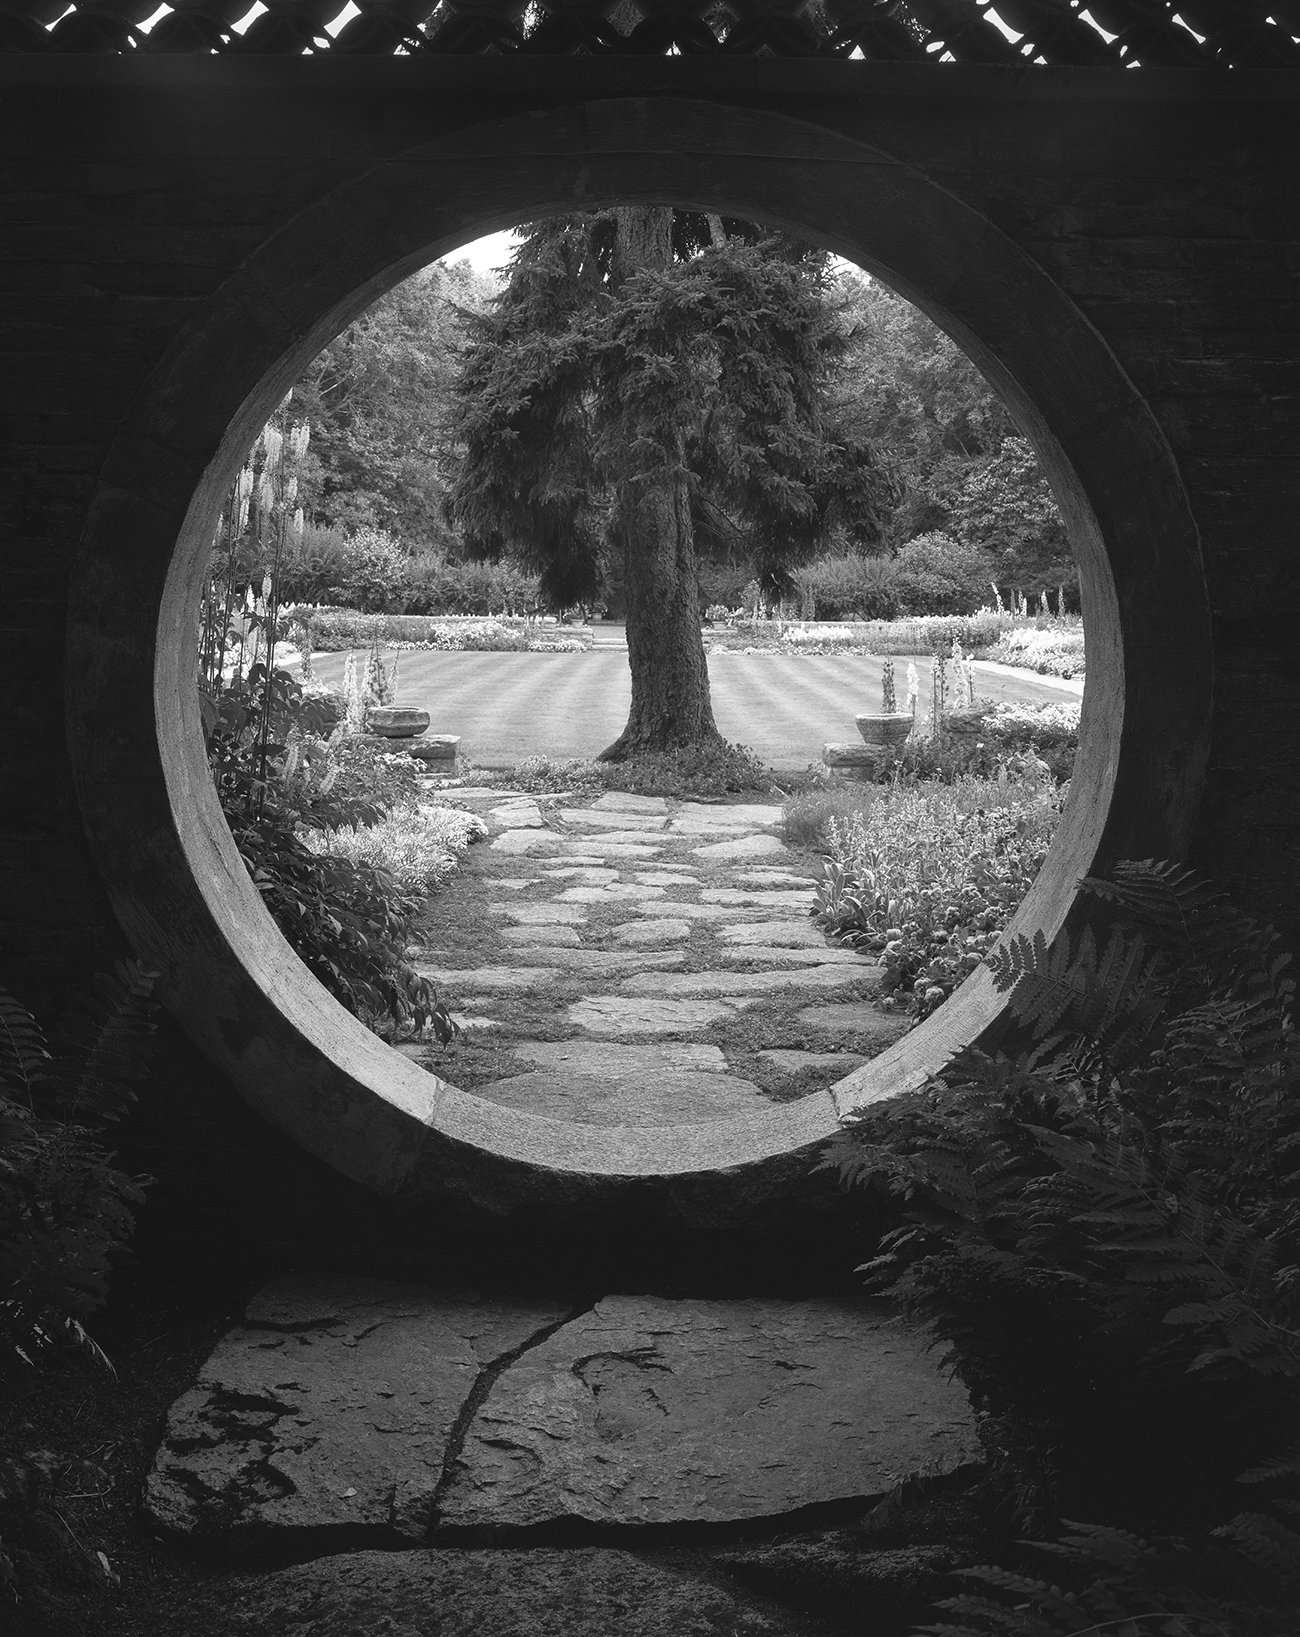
402, 785, 911, 1123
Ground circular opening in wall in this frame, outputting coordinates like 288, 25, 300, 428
66, 98, 1211, 1232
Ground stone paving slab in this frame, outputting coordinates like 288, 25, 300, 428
719, 919, 829, 947
620, 967, 867, 998
541, 865, 621, 882
470, 949, 687, 974
554, 840, 663, 858
470, 1068, 767, 1126
145, 1280, 569, 1547
567, 996, 756, 1034
557, 810, 668, 831
440, 1295, 979, 1531
487, 800, 544, 829
719, 946, 874, 966
677, 801, 784, 827
692, 833, 789, 861
555, 882, 667, 903
590, 792, 671, 813
702, 887, 815, 907
637, 900, 771, 922
609, 918, 694, 946
491, 902, 588, 925
633, 869, 700, 885
417, 966, 561, 992
227, 1546, 802, 1637
510, 1040, 730, 1075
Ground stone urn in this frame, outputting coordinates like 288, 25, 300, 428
854, 711, 913, 753
366, 706, 430, 739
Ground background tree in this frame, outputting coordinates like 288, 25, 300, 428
291, 258, 498, 547
834, 273, 1075, 602
447, 209, 898, 759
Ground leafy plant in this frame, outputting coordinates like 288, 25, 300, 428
826, 861, 1300, 1535
0, 965, 157, 1376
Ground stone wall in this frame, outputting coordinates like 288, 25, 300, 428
1, 60, 1297, 1234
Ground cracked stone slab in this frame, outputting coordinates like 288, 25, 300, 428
692, 834, 789, 861
416, 966, 561, 992
568, 996, 756, 1034
633, 869, 700, 885
619, 967, 868, 998
470, 1068, 766, 1126
439, 1296, 979, 1531
554, 841, 663, 859
719, 919, 829, 948
609, 918, 693, 946
510, 1040, 729, 1076
500, 925, 583, 948
144, 1279, 569, 1549
491, 902, 588, 925
227, 1546, 802, 1637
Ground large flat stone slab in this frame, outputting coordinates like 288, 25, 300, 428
487, 800, 544, 829
555, 840, 662, 859
720, 946, 873, 966
620, 967, 867, 998
719, 919, 828, 947
417, 966, 560, 992
228, 1547, 799, 1637
567, 996, 753, 1034
145, 1280, 569, 1548
440, 1296, 979, 1530
470, 1069, 766, 1126
735, 869, 820, 887
510, 1040, 729, 1075
633, 869, 700, 885
692, 833, 789, 861
637, 900, 767, 922
541, 866, 621, 883
676, 801, 784, 827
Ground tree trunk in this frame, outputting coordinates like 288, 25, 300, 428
598, 207, 725, 762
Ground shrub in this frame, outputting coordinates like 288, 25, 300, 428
827, 861, 1300, 1546
891, 532, 995, 616
286, 609, 591, 653
279, 524, 410, 613
400, 557, 539, 616
302, 802, 486, 897
813, 773, 1063, 1016
887, 701, 1080, 786
983, 622, 1086, 678
792, 553, 901, 621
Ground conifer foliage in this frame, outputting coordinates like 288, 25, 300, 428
447, 209, 897, 757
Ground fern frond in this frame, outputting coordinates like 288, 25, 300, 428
1238, 1444, 1300, 1484
0, 984, 51, 1100
62, 962, 159, 1125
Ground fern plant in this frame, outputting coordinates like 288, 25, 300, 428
827, 861, 1300, 1534
0, 964, 157, 1373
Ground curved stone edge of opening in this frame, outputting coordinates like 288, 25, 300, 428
64, 96, 1210, 1227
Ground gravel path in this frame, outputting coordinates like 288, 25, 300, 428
307, 646, 1079, 770
402, 786, 909, 1123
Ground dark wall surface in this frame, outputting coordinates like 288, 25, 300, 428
2, 63, 1297, 1225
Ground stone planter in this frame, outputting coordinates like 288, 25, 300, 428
367, 706, 431, 739
854, 712, 913, 752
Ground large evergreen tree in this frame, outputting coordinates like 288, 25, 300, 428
446, 209, 897, 760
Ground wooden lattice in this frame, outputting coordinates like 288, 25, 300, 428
1, 0, 1297, 64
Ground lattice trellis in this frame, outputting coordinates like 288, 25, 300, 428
2, 0, 1298, 66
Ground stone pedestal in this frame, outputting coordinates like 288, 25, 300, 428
406, 734, 460, 766
822, 742, 880, 781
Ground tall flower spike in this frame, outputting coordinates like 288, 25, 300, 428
261, 425, 283, 473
